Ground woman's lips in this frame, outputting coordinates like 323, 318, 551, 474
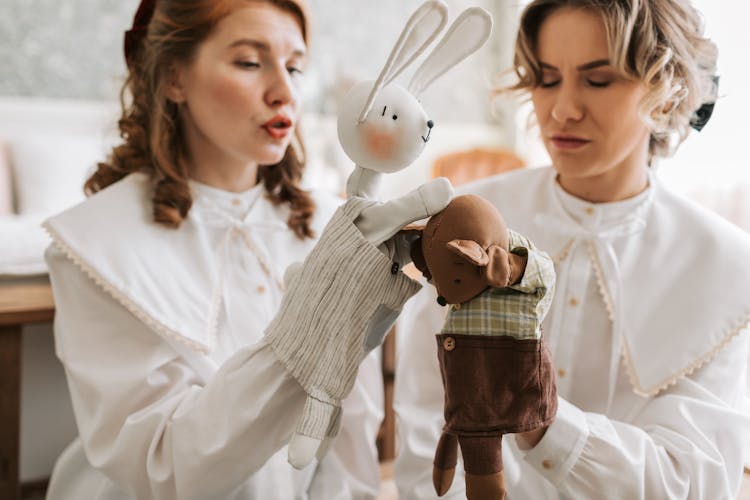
550, 135, 591, 150
262, 116, 292, 139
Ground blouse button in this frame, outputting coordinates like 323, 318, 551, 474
557, 368, 566, 378
542, 459, 554, 470
569, 297, 579, 307
443, 337, 456, 351
256, 285, 266, 294
232, 198, 241, 207
584, 207, 594, 215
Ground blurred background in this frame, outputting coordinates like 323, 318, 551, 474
0, 0, 748, 498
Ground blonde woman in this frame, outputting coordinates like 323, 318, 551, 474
395, 1, 750, 498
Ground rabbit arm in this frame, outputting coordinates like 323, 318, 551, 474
355, 177, 454, 246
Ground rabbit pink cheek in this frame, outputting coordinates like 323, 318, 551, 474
364, 129, 399, 159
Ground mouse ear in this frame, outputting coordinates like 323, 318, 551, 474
407, 7, 492, 98
358, 0, 448, 122
446, 239, 488, 266
485, 245, 511, 288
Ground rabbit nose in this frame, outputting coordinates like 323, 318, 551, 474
422, 120, 434, 143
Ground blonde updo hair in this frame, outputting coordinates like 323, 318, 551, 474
86, 0, 316, 237
508, 0, 718, 162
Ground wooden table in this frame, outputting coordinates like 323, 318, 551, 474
0, 276, 54, 500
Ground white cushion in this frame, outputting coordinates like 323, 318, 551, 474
0, 215, 50, 275
9, 133, 107, 217
0, 140, 13, 215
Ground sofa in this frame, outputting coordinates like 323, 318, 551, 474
0, 97, 121, 275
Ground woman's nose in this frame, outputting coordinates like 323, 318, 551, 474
264, 68, 295, 108
551, 84, 584, 123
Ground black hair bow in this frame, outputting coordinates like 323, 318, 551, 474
689, 75, 720, 132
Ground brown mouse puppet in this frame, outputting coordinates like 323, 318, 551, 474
411, 194, 558, 500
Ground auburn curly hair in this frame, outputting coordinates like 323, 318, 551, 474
505, 0, 718, 163
85, 0, 316, 238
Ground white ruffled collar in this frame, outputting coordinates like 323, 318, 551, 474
44, 173, 298, 360
464, 166, 750, 396
552, 173, 652, 231
189, 179, 263, 220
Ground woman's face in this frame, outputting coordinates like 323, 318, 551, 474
530, 8, 651, 202
171, 2, 306, 177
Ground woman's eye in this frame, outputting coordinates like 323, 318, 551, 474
540, 80, 560, 88
287, 66, 304, 76
587, 79, 611, 88
235, 61, 260, 69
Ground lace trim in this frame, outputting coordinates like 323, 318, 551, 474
43, 222, 213, 354
587, 241, 615, 324
622, 314, 750, 397
554, 236, 748, 397
552, 238, 575, 263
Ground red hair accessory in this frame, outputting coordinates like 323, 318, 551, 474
124, 0, 157, 68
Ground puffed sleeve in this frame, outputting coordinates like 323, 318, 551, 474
518, 330, 750, 499
47, 244, 381, 500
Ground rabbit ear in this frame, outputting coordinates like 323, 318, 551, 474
358, 0, 448, 122
407, 7, 492, 97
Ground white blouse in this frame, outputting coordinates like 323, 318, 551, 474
43, 173, 383, 500
394, 166, 750, 499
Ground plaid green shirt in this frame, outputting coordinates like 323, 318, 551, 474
441, 230, 556, 340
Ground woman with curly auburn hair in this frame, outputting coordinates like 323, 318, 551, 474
42, 1, 390, 498
395, 1, 750, 498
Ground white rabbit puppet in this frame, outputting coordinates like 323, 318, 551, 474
338, 0, 493, 246
284, 0, 493, 469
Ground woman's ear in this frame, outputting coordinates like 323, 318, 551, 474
446, 239, 488, 266
164, 63, 187, 104
485, 245, 511, 288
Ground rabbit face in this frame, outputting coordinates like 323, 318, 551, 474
337, 80, 432, 173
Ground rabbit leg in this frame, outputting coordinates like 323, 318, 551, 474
288, 433, 322, 469
432, 432, 459, 496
